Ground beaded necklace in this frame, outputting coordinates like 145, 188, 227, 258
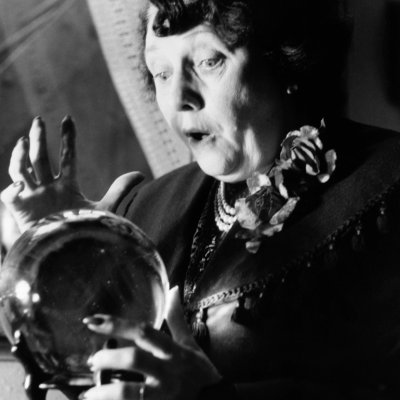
214, 182, 237, 232
184, 181, 248, 311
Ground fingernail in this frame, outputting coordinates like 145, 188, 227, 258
32, 117, 44, 128
34, 116, 41, 121
13, 181, 23, 187
82, 316, 105, 326
103, 338, 118, 349
62, 115, 73, 124
61, 115, 74, 132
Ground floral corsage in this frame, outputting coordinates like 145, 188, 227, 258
235, 120, 337, 253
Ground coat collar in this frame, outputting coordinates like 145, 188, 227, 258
191, 118, 400, 302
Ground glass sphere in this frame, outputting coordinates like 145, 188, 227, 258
0, 209, 169, 386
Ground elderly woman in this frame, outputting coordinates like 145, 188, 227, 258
2, 0, 400, 399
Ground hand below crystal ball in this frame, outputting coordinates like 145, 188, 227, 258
0, 209, 169, 387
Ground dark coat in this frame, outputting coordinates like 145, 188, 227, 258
124, 118, 400, 399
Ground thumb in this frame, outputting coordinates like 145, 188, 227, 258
1, 182, 31, 233
1, 181, 25, 208
97, 172, 145, 213
166, 286, 199, 349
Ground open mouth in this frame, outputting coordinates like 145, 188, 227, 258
185, 131, 210, 141
191, 132, 208, 141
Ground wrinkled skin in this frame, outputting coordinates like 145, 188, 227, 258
1, 3, 297, 399
145, 5, 289, 183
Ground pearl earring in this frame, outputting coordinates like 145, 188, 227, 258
287, 84, 298, 95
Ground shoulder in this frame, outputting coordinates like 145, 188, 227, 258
328, 118, 400, 177
321, 118, 400, 219
327, 116, 400, 140
124, 162, 208, 217
291, 118, 400, 258
123, 162, 214, 252
325, 117, 400, 160
266, 118, 400, 283
124, 161, 211, 220
136, 162, 205, 196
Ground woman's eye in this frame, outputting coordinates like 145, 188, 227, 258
154, 71, 171, 81
199, 58, 223, 70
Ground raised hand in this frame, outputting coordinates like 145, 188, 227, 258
1, 116, 144, 233
81, 287, 222, 400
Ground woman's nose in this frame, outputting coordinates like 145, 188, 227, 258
171, 73, 204, 112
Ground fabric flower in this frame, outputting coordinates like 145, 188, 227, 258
235, 120, 336, 253
235, 185, 288, 230
276, 122, 337, 192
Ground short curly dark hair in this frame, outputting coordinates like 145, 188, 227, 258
139, 0, 353, 120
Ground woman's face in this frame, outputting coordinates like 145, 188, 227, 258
145, 5, 290, 183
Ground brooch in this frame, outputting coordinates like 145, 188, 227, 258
235, 120, 337, 253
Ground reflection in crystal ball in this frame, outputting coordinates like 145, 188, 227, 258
0, 210, 169, 385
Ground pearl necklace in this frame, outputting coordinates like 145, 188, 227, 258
214, 182, 237, 232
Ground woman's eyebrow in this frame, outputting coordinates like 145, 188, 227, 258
145, 45, 159, 56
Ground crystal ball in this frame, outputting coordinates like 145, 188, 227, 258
0, 209, 169, 385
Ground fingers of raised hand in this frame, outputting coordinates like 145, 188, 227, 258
29, 117, 53, 185
59, 116, 77, 179
8, 137, 36, 191
81, 381, 145, 400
